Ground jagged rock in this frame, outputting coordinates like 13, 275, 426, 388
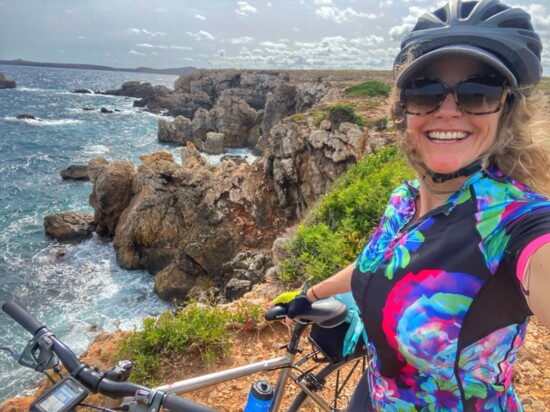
60, 164, 89, 181
220, 155, 247, 165
153, 260, 208, 301
88, 157, 109, 183
0, 72, 16, 89
206, 95, 259, 148
44, 211, 95, 242
100, 108, 114, 114
109, 149, 282, 299
72, 89, 92, 94
103, 81, 156, 98
16, 114, 37, 120
157, 115, 193, 144
224, 278, 252, 301
266, 117, 368, 216
203, 132, 225, 154
88, 160, 136, 236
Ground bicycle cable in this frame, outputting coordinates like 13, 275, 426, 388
78, 403, 117, 412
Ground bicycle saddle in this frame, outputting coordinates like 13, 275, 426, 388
266, 298, 348, 328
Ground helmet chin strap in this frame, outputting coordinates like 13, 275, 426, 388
423, 159, 484, 184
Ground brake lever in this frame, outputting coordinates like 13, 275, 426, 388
18, 330, 59, 371
0, 346, 21, 362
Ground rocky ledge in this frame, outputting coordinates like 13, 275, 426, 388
0, 71, 16, 89
47, 69, 394, 303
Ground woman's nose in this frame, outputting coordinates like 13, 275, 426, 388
435, 92, 462, 117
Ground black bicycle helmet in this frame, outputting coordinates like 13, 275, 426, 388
394, 0, 542, 88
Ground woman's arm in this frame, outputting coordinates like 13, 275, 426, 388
523, 242, 550, 329
305, 262, 355, 302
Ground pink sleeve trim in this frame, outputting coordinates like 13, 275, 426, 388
516, 233, 550, 287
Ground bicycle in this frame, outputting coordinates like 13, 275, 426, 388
1, 299, 367, 411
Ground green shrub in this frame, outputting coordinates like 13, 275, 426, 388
326, 103, 364, 127
313, 113, 326, 128
116, 303, 262, 386
345, 81, 391, 98
279, 146, 415, 284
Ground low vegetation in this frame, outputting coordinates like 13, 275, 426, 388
326, 103, 365, 126
116, 303, 262, 386
279, 146, 415, 284
345, 80, 391, 98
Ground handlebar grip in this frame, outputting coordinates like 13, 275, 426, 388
2, 301, 46, 335
163, 394, 219, 412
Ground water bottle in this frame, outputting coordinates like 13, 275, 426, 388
243, 380, 273, 411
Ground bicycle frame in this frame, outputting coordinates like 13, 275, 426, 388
149, 322, 335, 412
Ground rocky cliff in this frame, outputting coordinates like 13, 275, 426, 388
0, 71, 16, 89
52, 70, 395, 302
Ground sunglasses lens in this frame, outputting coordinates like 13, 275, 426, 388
401, 79, 446, 115
456, 77, 505, 114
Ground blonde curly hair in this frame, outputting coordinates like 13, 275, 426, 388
390, 65, 550, 196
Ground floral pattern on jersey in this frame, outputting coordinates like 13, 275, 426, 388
357, 181, 433, 280
473, 171, 550, 274
459, 322, 527, 411
382, 269, 482, 372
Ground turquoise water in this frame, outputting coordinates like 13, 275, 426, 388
0, 65, 255, 400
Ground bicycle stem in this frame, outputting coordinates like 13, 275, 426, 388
270, 321, 308, 412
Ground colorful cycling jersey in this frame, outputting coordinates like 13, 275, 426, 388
351, 167, 550, 411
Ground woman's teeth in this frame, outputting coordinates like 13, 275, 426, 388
427, 131, 469, 142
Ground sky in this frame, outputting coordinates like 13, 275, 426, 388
0, 0, 549, 74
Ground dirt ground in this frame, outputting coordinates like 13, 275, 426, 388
1, 297, 548, 412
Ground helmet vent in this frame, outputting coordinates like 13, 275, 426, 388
498, 18, 533, 30
433, 7, 449, 23
525, 39, 542, 59
460, 2, 477, 19
480, 3, 508, 21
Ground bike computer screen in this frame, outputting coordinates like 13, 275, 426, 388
30, 377, 89, 412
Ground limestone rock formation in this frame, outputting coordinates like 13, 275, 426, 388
60, 164, 89, 181
0, 71, 16, 89
111, 148, 280, 299
88, 159, 136, 236
265, 118, 369, 216
44, 211, 95, 242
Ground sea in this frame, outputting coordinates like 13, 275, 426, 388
0, 64, 255, 401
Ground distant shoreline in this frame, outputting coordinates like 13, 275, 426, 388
0, 59, 195, 76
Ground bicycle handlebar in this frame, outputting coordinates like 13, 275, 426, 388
2, 300, 218, 412
2, 300, 47, 335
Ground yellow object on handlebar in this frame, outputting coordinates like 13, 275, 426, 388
272, 289, 302, 305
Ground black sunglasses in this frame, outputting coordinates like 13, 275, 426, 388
400, 75, 510, 116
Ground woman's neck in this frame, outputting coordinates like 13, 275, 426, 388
415, 174, 468, 217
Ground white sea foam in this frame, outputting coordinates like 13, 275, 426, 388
4, 116, 83, 126
81, 144, 110, 156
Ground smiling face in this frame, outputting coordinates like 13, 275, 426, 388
405, 57, 504, 175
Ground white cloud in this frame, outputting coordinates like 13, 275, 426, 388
77, 36, 85, 40
137, 43, 155, 48
195, 14, 206, 20
129, 50, 146, 56
211, 34, 400, 70
315, 6, 376, 24
259, 41, 287, 49
187, 30, 215, 41
231, 36, 255, 44
312, 0, 332, 4
388, 6, 428, 41
350, 35, 385, 46
236, 1, 258, 16
127, 28, 165, 37
267, 2, 273, 6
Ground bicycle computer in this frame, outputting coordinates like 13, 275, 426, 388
30, 376, 89, 412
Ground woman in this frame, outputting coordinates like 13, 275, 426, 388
279, 0, 550, 410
